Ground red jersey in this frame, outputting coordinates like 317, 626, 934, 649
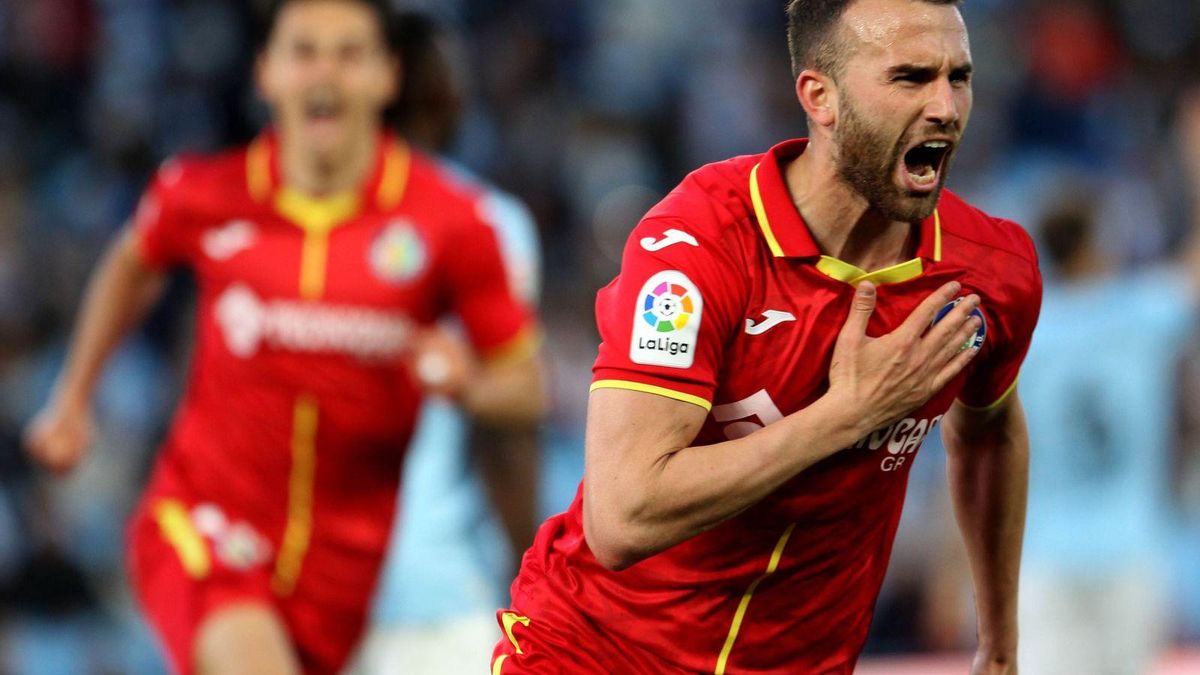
500, 139, 1041, 674
128, 131, 533, 671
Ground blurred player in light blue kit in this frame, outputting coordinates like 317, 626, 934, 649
1017, 94, 1200, 674
352, 12, 542, 675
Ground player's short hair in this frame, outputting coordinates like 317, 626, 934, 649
785, 0, 961, 80
254, 0, 399, 54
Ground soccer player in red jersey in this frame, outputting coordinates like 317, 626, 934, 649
22, 1, 543, 673
494, 1, 1040, 673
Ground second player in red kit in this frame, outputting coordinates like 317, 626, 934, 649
495, 1, 1039, 674
25, 1, 543, 673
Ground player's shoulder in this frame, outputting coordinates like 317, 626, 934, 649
415, 153, 534, 230
405, 149, 488, 215
938, 190, 1038, 266
152, 145, 252, 204
938, 190, 1042, 304
637, 153, 763, 249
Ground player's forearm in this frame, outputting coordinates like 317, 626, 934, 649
587, 393, 865, 569
50, 229, 165, 408
474, 425, 540, 564
943, 400, 1028, 659
460, 356, 546, 428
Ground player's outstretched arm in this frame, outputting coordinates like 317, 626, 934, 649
941, 393, 1029, 675
24, 227, 166, 475
584, 280, 983, 570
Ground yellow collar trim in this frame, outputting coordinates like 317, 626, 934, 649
749, 163, 785, 257
934, 208, 942, 261
246, 136, 272, 202
750, 158, 943, 277
274, 188, 360, 234
376, 142, 411, 210
815, 256, 925, 285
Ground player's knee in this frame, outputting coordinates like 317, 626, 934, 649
194, 602, 301, 675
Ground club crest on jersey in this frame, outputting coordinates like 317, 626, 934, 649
370, 219, 426, 284
630, 270, 702, 368
933, 297, 987, 352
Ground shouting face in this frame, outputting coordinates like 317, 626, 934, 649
256, 0, 397, 159
830, 0, 973, 223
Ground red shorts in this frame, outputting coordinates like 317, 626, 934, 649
491, 607, 608, 674
127, 492, 375, 675
490, 604, 683, 675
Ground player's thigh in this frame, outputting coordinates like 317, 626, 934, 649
194, 601, 301, 675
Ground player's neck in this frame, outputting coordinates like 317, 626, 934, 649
277, 128, 379, 197
784, 148, 916, 271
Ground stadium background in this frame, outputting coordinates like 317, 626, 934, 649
0, 0, 1199, 672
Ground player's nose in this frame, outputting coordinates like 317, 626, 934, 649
924, 78, 960, 127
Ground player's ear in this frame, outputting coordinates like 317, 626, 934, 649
796, 70, 837, 130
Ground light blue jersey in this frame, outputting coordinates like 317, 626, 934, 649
1021, 268, 1194, 576
370, 166, 540, 625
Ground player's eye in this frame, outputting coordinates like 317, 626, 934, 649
339, 43, 367, 63
291, 41, 318, 61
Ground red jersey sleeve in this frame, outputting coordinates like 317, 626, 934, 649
132, 159, 199, 269
957, 221, 1043, 409
591, 217, 745, 411
441, 212, 536, 361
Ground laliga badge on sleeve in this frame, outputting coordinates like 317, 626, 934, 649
630, 270, 703, 368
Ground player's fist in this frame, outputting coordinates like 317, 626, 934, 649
409, 327, 472, 399
23, 400, 94, 475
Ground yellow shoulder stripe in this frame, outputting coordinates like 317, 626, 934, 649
590, 380, 712, 411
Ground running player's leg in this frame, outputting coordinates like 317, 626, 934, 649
194, 602, 301, 675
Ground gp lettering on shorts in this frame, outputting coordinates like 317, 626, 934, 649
630, 270, 703, 369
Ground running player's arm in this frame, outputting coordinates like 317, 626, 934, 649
433, 212, 545, 427
939, 235, 1041, 675
24, 165, 188, 474
584, 221, 984, 570
941, 393, 1028, 675
471, 193, 543, 561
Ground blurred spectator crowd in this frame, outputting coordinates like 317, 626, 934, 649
1, 0, 1199, 672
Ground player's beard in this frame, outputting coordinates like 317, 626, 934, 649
834, 95, 945, 224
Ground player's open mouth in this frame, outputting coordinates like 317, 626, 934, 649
901, 140, 953, 193
305, 99, 345, 124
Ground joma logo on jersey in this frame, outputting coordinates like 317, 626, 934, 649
852, 414, 944, 472
630, 270, 702, 368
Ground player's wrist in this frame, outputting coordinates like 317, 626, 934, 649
807, 391, 875, 450
48, 385, 92, 417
